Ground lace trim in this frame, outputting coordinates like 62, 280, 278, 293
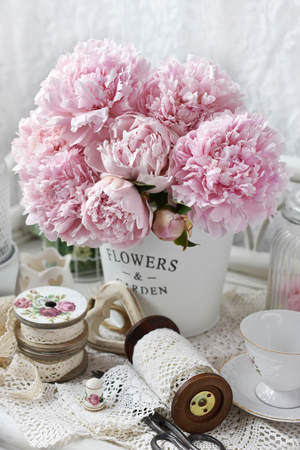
0, 295, 17, 366
22, 350, 85, 383
0, 353, 43, 399
20, 320, 84, 344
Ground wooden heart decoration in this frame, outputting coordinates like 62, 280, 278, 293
86, 281, 144, 354
48, 274, 63, 286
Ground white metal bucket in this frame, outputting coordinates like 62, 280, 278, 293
100, 228, 233, 337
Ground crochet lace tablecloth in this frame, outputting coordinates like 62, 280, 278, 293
0, 289, 299, 450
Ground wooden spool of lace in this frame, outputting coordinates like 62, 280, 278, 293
13, 286, 89, 383
125, 315, 233, 434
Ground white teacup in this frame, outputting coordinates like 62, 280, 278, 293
240, 309, 300, 409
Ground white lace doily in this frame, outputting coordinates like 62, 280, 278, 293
1, 289, 300, 449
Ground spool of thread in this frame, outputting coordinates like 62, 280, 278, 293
125, 315, 233, 433
13, 286, 89, 382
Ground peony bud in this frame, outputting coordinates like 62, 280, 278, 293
152, 208, 187, 241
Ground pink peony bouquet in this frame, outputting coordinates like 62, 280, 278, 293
12, 38, 291, 250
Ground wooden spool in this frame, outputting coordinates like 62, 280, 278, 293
124, 315, 233, 433
13, 286, 89, 382
15, 320, 89, 361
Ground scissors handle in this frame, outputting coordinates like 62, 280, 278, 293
150, 432, 188, 450
189, 433, 226, 450
150, 433, 227, 450
144, 413, 198, 450
145, 412, 226, 450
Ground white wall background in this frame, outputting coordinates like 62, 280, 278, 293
1, 0, 300, 163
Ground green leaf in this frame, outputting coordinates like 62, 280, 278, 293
171, 199, 192, 214
28, 223, 42, 238
173, 232, 199, 250
178, 205, 192, 215
132, 181, 156, 194
148, 190, 169, 207
187, 240, 199, 248
173, 230, 188, 250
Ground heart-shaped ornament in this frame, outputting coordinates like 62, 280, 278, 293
86, 281, 144, 354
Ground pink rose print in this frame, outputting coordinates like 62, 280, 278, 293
88, 394, 100, 406
56, 301, 76, 313
14, 298, 32, 309
39, 307, 61, 318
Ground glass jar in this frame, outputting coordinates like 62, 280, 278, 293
266, 190, 300, 311
0, 155, 13, 264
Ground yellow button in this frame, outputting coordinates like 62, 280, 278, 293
189, 391, 216, 416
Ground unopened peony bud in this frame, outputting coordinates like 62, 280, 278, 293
152, 209, 186, 241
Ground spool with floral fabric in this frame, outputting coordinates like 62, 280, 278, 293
13, 286, 89, 383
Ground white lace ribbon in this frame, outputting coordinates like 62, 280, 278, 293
22, 350, 85, 383
0, 295, 17, 364
20, 320, 84, 344
132, 328, 217, 408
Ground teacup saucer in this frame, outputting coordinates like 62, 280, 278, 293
220, 353, 300, 422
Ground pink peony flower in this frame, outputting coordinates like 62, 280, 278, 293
138, 55, 244, 136
21, 147, 102, 247
12, 110, 68, 183
82, 176, 153, 249
56, 301, 76, 313
34, 38, 151, 146
39, 307, 61, 317
152, 208, 189, 241
88, 394, 100, 406
14, 298, 32, 309
85, 113, 178, 193
170, 109, 291, 238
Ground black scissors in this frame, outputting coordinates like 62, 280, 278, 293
144, 411, 226, 450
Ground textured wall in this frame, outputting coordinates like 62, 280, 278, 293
1, 0, 300, 161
